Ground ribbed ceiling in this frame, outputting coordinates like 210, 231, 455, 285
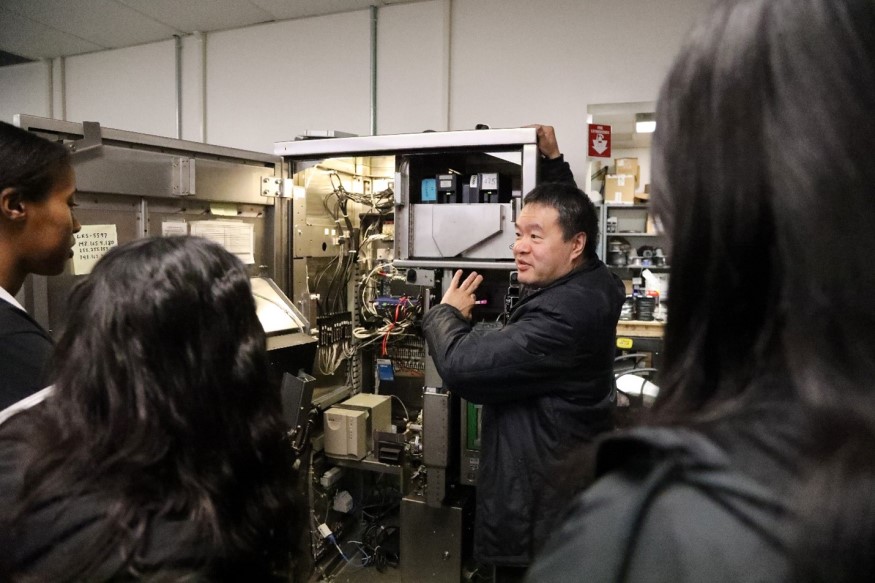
0, 0, 420, 62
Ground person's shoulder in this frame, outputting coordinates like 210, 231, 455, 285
0, 303, 51, 339
0, 300, 29, 325
528, 427, 793, 582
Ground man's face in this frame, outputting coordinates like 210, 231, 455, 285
513, 203, 585, 287
20, 164, 81, 276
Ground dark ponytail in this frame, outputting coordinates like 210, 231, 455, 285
650, 0, 875, 579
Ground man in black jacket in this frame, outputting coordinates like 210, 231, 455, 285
422, 182, 624, 581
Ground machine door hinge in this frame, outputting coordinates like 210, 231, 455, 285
66, 121, 103, 154
172, 157, 196, 196
261, 176, 292, 198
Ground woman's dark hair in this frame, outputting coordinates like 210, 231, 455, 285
14, 236, 294, 579
523, 182, 600, 260
0, 121, 71, 202
650, 0, 875, 580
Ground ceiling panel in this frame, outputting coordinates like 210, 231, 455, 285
0, 7, 104, 59
250, 0, 408, 21
0, 0, 424, 63
0, 0, 180, 50
116, 0, 274, 34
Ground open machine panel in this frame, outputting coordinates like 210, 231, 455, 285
277, 128, 541, 581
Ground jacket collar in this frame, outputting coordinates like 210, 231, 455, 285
518, 257, 604, 303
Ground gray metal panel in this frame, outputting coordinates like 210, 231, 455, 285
291, 191, 340, 259
423, 391, 450, 468
271, 192, 291, 293
72, 146, 175, 198
71, 147, 278, 205
400, 495, 468, 582
13, 120, 288, 333
395, 165, 410, 261
16, 115, 281, 205
192, 157, 280, 205
522, 142, 539, 196
394, 259, 516, 271
411, 203, 515, 260
43, 194, 142, 335
276, 127, 538, 158
15, 115, 279, 165
146, 198, 269, 265
41, 194, 278, 335
291, 258, 311, 322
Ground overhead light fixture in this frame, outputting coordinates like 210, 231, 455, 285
635, 112, 656, 134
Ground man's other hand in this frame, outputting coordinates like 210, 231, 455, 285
441, 269, 484, 320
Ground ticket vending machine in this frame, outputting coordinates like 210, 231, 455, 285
277, 128, 541, 581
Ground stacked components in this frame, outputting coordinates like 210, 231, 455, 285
323, 393, 392, 459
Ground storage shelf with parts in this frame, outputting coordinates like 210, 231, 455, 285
605, 203, 649, 209
600, 202, 668, 271
609, 264, 671, 272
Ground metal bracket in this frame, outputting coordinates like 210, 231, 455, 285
405, 268, 436, 287
172, 157, 196, 196
261, 176, 290, 197
67, 121, 102, 154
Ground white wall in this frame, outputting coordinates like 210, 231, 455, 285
205, 11, 372, 153
181, 34, 206, 143
0, 0, 707, 169
449, 0, 707, 185
65, 41, 178, 137
377, 0, 450, 134
0, 60, 52, 123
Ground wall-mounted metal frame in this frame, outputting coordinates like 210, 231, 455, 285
14, 114, 290, 333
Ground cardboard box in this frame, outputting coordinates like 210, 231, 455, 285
615, 158, 640, 187
605, 174, 636, 204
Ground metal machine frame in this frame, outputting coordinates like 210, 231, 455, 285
277, 128, 541, 581
14, 114, 291, 334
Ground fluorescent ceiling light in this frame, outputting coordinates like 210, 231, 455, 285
635, 113, 656, 134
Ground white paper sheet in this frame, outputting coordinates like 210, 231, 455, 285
72, 224, 118, 275
190, 220, 255, 264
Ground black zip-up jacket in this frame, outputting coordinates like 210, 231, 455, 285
539, 154, 576, 186
527, 400, 807, 582
0, 300, 53, 410
0, 406, 285, 582
423, 258, 624, 566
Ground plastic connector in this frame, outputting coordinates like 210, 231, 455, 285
320, 466, 344, 489
317, 523, 333, 540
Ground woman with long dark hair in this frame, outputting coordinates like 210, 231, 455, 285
0, 121, 80, 410
0, 236, 296, 581
526, 0, 875, 581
